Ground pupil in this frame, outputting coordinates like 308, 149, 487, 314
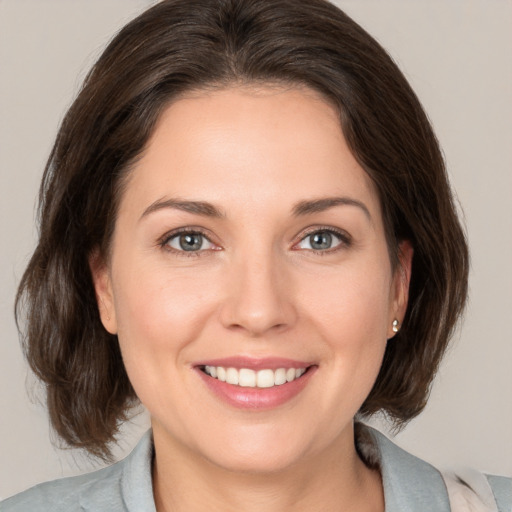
179, 234, 202, 251
311, 232, 332, 250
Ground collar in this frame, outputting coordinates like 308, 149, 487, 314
79, 427, 450, 512
79, 430, 156, 512
367, 427, 451, 511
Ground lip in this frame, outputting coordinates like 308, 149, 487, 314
193, 356, 313, 371
194, 357, 317, 410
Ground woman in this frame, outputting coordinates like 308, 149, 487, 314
2, 0, 510, 510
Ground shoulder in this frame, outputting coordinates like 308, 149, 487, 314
0, 431, 155, 512
444, 471, 512, 512
0, 463, 122, 512
364, 426, 452, 511
360, 425, 511, 512
486, 474, 512, 511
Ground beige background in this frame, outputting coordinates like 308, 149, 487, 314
1, 0, 511, 500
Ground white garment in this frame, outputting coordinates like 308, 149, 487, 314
444, 470, 500, 512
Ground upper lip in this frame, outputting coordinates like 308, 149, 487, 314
193, 356, 314, 371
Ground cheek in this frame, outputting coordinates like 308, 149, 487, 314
114, 256, 212, 329
299, 257, 392, 392
110, 260, 220, 390
301, 257, 392, 340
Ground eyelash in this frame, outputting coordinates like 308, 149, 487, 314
158, 227, 217, 258
158, 226, 352, 257
294, 226, 352, 254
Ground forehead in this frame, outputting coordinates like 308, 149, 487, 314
120, 85, 380, 219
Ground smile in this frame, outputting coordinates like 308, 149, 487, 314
202, 366, 307, 388
195, 357, 316, 409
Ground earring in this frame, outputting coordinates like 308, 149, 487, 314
392, 319, 399, 333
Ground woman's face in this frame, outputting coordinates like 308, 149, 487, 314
93, 85, 411, 473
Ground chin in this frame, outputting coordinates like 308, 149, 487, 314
193, 423, 319, 475
206, 445, 307, 475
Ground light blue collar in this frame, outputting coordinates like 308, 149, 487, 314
368, 427, 450, 511
79, 428, 451, 512
79, 430, 156, 512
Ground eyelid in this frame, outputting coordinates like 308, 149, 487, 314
158, 226, 221, 254
292, 226, 352, 251
157, 225, 351, 255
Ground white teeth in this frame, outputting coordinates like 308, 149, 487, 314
257, 369, 275, 388
203, 365, 308, 388
295, 368, 306, 379
216, 366, 226, 382
274, 368, 287, 386
225, 367, 239, 385
239, 368, 256, 387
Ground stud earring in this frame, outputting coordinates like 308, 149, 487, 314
392, 319, 399, 333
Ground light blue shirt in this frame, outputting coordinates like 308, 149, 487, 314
1, 428, 510, 511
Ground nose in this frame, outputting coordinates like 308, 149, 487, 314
219, 251, 297, 336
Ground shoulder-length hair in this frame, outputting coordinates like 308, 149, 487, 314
16, 0, 468, 459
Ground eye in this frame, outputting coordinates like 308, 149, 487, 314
295, 229, 348, 251
165, 231, 215, 252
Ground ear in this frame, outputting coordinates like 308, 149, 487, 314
388, 240, 414, 339
89, 248, 118, 334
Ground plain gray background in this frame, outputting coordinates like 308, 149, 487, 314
1, 0, 511, 500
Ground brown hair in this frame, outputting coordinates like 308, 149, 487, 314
16, 0, 468, 459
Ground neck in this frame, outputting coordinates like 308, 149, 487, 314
151, 422, 384, 512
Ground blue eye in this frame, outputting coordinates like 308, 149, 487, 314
297, 230, 346, 251
166, 232, 214, 252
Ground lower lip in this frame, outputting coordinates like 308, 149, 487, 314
196, 367, 316, 410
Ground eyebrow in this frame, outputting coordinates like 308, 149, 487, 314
292, 197, 372, 220
140, 198, 225, 220
140, 195, 371, 221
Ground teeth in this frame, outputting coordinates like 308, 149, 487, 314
217, 366, 226, 382
274, 368, 287, 386
226, 367, 239, 385
203, 365, 307, 388
257, 369, 274, 388
239, 368, 256, 387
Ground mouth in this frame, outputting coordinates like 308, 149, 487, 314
200, 365, 309, 389
194, 358, 316, 409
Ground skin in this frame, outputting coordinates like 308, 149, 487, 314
92, 85, 412, 512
